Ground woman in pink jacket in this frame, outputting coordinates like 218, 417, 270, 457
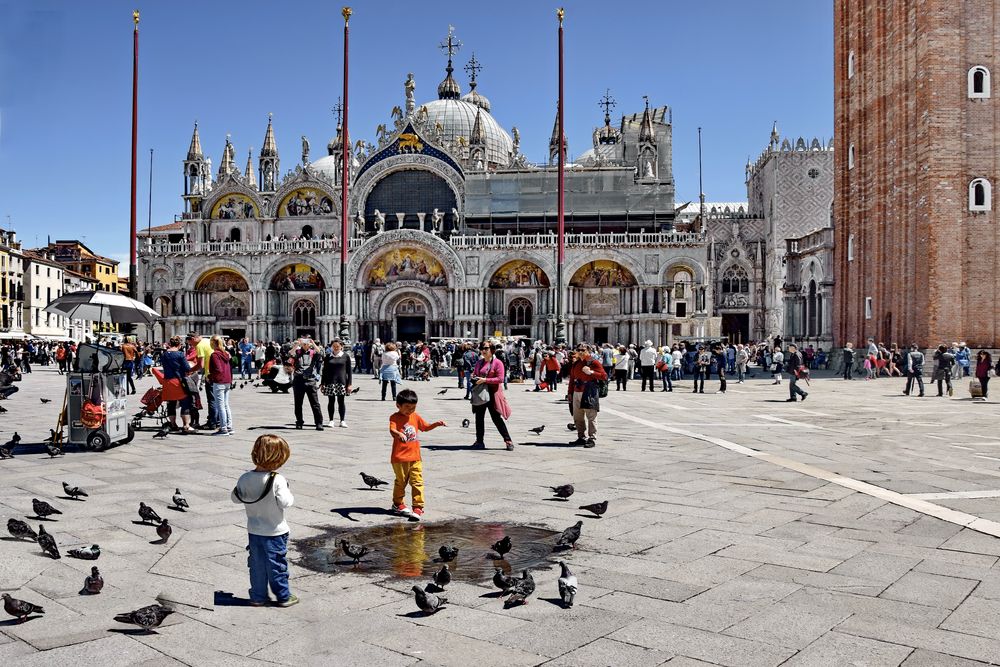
470, 341, 513, 451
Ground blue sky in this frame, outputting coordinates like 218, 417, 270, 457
0, 0, 832, 268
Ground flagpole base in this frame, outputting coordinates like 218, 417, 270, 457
555, 318, 567, 346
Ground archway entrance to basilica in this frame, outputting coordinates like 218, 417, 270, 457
393, 297, 428, 342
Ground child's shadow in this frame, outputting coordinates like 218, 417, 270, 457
331, 506, 395, 522
214, 591, 254, 607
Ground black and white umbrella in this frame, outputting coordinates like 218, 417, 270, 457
44, 291, 160, 326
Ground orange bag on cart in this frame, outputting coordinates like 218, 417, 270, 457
80, 373, 106, 429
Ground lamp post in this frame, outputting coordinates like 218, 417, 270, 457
338, 7, 352, 341
554, 7, 567, 346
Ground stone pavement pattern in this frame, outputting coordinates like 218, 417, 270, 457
2, 367, 1000, 666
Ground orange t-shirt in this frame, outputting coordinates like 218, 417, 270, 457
389, 412, 431, 463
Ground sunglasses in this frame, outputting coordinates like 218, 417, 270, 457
480, 346, 491, 351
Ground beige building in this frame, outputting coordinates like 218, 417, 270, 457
22, 250, 67, 339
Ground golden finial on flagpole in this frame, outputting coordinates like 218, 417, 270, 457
133, 9, 140, 26
557, 7, 564, 24
342, 6, 352, 23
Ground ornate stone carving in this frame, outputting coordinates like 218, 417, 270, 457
466, 255, 479, 275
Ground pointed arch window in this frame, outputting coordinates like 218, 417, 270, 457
508, 298, 532, 327
969, 178, 992, 211
969, 66, 991, 99
293, 299, 316, 328
721, 266, 750, 294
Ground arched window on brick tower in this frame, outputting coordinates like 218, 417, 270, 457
969, 178, 992, 212
969, 66, 991, 99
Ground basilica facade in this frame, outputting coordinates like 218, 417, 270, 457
139, 46, 720, 345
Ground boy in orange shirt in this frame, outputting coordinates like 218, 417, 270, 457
388, 389, 445, 520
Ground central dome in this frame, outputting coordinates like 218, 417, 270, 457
420, 98, 513, 166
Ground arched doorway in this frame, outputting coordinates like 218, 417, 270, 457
293, 299, 317, 339
394, 297, 427, 342
227, 227, 242, 242
508, 297, 532, 337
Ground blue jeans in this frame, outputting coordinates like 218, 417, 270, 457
660, 369, 673, 391
247, 532, 290, 603
241, 359, 254, 378
212, 383, 232, 431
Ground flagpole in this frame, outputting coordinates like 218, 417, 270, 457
339, 6, 352, 341
555, 7, 567, 346
129, 10, 139, 302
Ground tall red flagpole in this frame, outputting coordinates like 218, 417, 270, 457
129, 10, 139, 301
339, 6, 352, 341
555, 7, 567, 345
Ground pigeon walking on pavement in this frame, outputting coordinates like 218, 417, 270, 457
138, 502, 162, 524
412, 586, 447, 614
578, 500, 609, 518
493, 568, 517, 592
82, 566, 104, 594
40, 398, 52, 404
153, 424, 169, 439
68, 544, 101, 560
529, 425, 545, 435
113, 604, 174, 633
2, 593, 44, 622
45, 443, 64, 457
6, 518, 37, 541
62, 482, 88, 500
359, 472, 389, 490
171, 489, 188, 511
491, 535, 512, 557
340, 539, 370, 564
461, 418, 470, 428
437, 388, 448, 395
32, 498, 62, 520
557, 561, 578, 608
37, 525, 60, 559
549, 484, 575, 499
556, 521, 583, 550
503, 569, 536, 607
155, 519, 172, 543
433, 564, 451, 589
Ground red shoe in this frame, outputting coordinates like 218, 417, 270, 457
411, 507, 424, 521
391, 504, 411, 516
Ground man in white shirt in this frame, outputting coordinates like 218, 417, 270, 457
638, 340, 658, 392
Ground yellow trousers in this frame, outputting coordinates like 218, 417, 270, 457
392, 460, 424, 509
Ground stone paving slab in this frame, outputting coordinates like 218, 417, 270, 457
2, 368, 1000, 663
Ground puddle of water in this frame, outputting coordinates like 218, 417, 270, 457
295, 520, 560, 581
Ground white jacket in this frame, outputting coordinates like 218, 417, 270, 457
231, 471, 295, 537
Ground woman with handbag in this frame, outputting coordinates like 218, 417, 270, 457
321, 339, 353, 427
209, 335, 234, 435
976, 350, 993, 401
160, 336, 194, 433
380, 342, 401, 401
470, 341, 514, 451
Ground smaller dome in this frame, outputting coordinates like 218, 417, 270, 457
438, 70, 461, 100
461, 88, 491, 112
310, 154, 358, 185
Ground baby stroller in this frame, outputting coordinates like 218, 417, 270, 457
407, 359, 431, 382
131, 386, 168, 430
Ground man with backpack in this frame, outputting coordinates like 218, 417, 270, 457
903, 344, 925, 397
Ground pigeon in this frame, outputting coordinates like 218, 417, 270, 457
113, 604, 175, 632
340, 539, 370, 564
578, 500, 609, 517
43, 429, 59, 444
82, 566, 104, 594
7, 518, 37, 541
230, 382, 236, 390
62, 482, 88, 499
8, 431, 21, 446
138, 502, 162, 524
37, 525, 60, 559
412, 585, 447, 614
438, 544, 459, 562
350, 387, 360, 394
433, 564, 451, 588
529, 425, 545, 435
359, 472, 389, 490
557, 561, 578, 608
32, 498, 62, 519
461, 418, 470, 428
153, 425, 169, 439
491, 535, 512, 557
0, 443, 13, 459
46, 443, 63, 457
240, 382, 246, 389
437, 388, 448, 395
550, 484, 575, 499
556, 521, 583, 550
68, 544, 101, 560
40, 398, 52, 404
156, 519, 172, 543
0, 404, 7, 413
493, 568, 517, 592
2, 593, 45, 623
172, 489, 188, 510
503, 569, 536, 607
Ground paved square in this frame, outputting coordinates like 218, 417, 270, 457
3, 368, 1000, 665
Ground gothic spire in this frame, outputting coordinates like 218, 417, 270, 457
187, 122, 203, 160
769, 120, 780, 149
470, 107, 485, 146
261, 113, 278, 157
219, 135, 236, 177
437, 25, 462, 100
638, 96, 655, 143
245, 148, 257, 188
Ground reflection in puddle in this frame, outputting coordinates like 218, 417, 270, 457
295, 520, 559, 581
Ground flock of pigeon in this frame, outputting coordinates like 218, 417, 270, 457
3, 481, 188, 631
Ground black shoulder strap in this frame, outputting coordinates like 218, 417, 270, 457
233, 472, 277, 504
